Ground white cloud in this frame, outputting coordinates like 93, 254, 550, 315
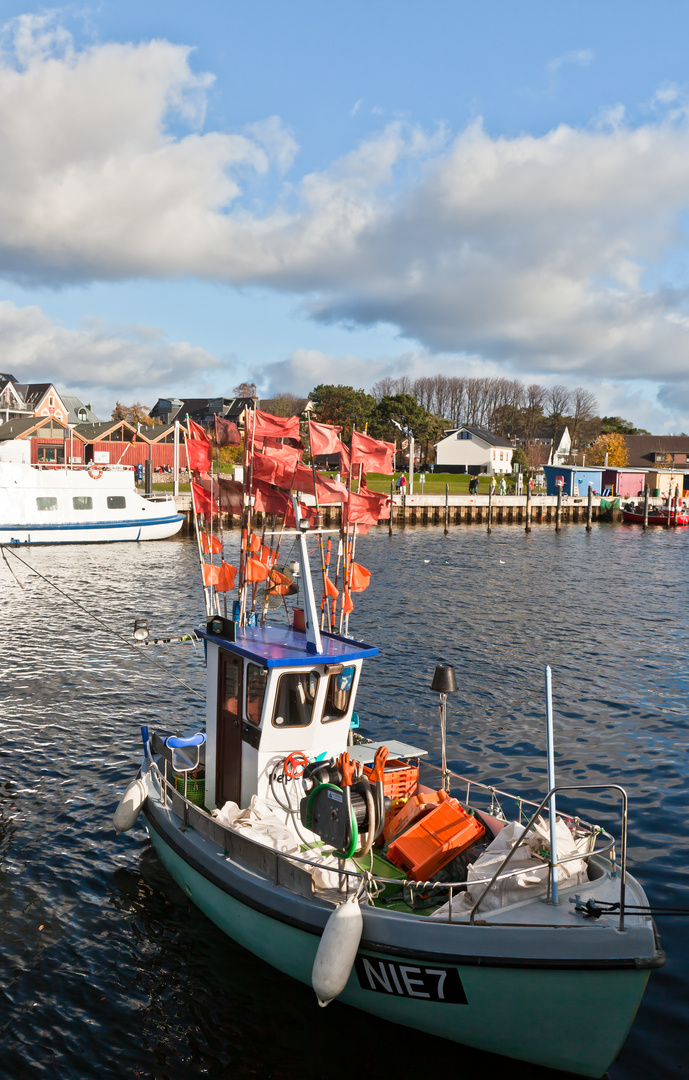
4, 17, 689, 404
350, 99, 363, 118
0, 300, 228, 414
547, 49, 594, 76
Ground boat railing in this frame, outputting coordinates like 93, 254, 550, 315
466, 783, 628, 931
148, 755, 624, 926
142, 491, 175, 503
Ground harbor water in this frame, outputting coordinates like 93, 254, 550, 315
1, 522, 688, 1078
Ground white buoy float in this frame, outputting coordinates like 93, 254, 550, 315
113, 776, 148, 834
312, 892, 363, 1007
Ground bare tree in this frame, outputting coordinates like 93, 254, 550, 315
371, 377, 397, 402
522, 384, 547, 448
546, 385, 572, 439
234, 381, 258, 399
569, 387, 598, 449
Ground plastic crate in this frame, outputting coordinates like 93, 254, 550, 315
363, 757, 418, 802
383, 790, 446, 844
386, 797, 485, 881
175, 775, 205, 807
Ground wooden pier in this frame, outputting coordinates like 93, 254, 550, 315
174, 493, 625, 533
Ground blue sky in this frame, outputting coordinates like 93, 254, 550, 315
2, 2, 689, 429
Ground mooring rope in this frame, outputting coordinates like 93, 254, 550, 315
1, 544, 203, 700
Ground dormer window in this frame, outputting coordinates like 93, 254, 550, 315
457, 430, 472, 440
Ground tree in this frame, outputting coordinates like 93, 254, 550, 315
600, 416, 649, 436
308, 384, 376, 438
569, 387, 598, 450
522, 384, 546, 448
234, 381, 258, 399
512, 447, 529, 470
266, 392, 301, 417
586, 433, 629, 467
111, 402, 160, 425
371, 393, 443, 463
546, 385, 572, 439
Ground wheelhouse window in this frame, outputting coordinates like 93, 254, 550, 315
72, 496, 93, 510
36, 497, 58, 511
246, 663, 267, 725
272, 671, 319, 727
322, 666, 356, 723
107, 496, 126, 509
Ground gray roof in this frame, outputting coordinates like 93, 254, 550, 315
440, 425, 513, 449
60, 396, 100, 424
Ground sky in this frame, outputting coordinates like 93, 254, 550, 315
2, 2, 689, 430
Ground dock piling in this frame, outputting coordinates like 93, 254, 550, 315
643, 486, 649, 530
586, 484, 593, 532
525, 485, 531, 532
444, 483, 449, 536
555, 486, 562, 532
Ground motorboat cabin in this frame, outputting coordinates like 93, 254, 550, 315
200, 621, 378, 814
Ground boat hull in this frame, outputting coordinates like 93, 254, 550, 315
0, 514, 184, 543
622, 509, 689, 526
143, 796, 656, 1078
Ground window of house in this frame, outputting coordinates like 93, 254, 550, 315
322, 666, 356, 723
272, 671, 319, 727
77, 408, 87, 421
49, 396, 54, 406
36, 497, 58, 511
107, 496, 126, 509
37, 446, 64, 464
72, 496, 93, 510
457, 430, 472, 440
246, 663, 267, 725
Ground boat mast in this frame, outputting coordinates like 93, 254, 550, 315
291, 496, 322, 655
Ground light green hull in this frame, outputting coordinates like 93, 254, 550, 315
146, 822, 650, 1078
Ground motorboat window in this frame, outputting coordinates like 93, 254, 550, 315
322, 665, 356, 722
246, 663, 267, 725
272, 671, 319, 727
73, 496, 93, 510
107, 496, 126, 509
36, 497, 58, 511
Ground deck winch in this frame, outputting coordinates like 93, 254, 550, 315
300, 749, 390, 858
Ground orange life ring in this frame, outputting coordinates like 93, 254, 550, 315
88, 465, 103, 479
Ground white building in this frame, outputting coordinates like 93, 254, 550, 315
435, 425, 514, 475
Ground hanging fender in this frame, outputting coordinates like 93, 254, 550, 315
312, 893, 363, 1007
113, 776, 148, 833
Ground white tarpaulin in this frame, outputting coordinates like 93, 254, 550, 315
432, 816, 590, 917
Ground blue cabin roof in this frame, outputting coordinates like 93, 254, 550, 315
199, 623, 379, 667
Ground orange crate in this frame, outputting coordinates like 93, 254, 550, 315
386, 797, 485, 881
363, 757, 418, 802
383, 790, 447, 844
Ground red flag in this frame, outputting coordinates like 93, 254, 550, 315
315, 473, 349, 505
350, 562, 371, 592
188, 418, 211, 443
192, 481, 217, 516
343, 588, 354, 614
214, 415, 241, 446
253, 480, 290, 517
252, 409, 300, 441
218, 477, 244, 515
251, 451, 301, 489
346, 485, 390, 525
309, 418, 342, 456
187, 438, 212, 472
338, 440, 351, 475
351, 431, 394, 473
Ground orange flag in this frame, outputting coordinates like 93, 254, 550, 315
202, 561, 237, 590
343, 588, 354, 614
268, 567, 294, 596
350, 562, 371, 592
200, 531, 223, 555
323, 575, 339, 600
245, 556, 269, 582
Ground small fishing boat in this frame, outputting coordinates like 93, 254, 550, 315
622, 501, 689, 526
0, 440, 183, 543
115, 411, 664, 1078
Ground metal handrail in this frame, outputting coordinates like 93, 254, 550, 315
148, 761, 618, 920
468, 783, 628, 930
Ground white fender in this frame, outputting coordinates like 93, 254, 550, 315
113, 776, 148, 834
311, 892, 363, 1007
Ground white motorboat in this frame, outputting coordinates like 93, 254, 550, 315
114, 411, 664, 1078
0, 440, 184, 544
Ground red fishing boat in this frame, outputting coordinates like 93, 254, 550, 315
622, 502, 689, 526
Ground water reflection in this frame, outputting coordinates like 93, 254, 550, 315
0, 524, 687, 1078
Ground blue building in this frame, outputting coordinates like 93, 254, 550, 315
542, 465, 603, 497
